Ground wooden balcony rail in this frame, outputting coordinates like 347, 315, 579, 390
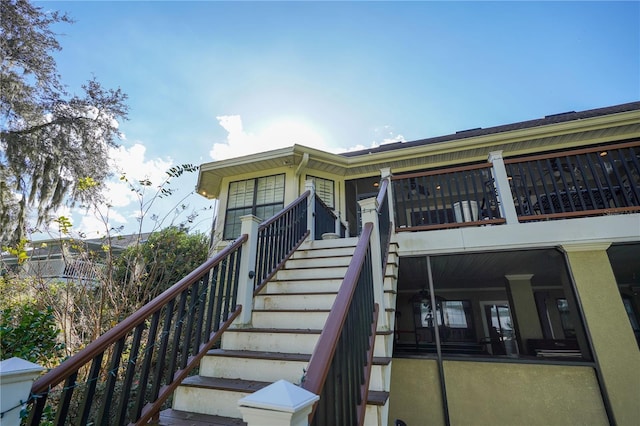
254, 191, 310, 294
392, 163, 505, 231
302, 222, 379, 426
26, 235, 247, 425
505, 140, 640, 220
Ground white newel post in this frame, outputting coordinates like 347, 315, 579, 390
488, 150, 519, 225
235, 214, 261, 326
238, 380, 319, 426
358, 197, 389, 331
0, 357, 44, 426
380, 167, 395, 227
305, 180, 316, 241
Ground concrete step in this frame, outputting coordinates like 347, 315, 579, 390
252, 309, 330, 329
255, 290, 396, 311
275, 266, 348, 281
285, 255, 352, 269
158, 409, 246, 426
222, 328, 393, 357
291, 245, 356, 259
254, 292, 337, 309
298, 237, 358, 250
263, 278, 344, 293
173, 376, 388, 423
199, 349, 391, 392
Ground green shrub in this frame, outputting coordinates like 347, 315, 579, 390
0, 304, 65, 367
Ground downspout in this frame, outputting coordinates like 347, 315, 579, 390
295, 152, 310, 180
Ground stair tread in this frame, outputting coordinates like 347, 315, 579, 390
181, 376, 389, 405
252, 308, 331, 313
228, 327, 393, 335
206, 348, 392, 365
158, 409, 245, 426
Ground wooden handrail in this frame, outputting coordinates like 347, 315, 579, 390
391, 162, 492, 180
376, 178, 390, 211
29, 233, 247, 407
302, 222, 373, 395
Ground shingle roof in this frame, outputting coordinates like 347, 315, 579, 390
340, 101, 640, 157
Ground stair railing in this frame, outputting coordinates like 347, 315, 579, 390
301, 222, 379, 426
25, 235, 248, 425
254, 190, 311, 294
301, 173, 393, 425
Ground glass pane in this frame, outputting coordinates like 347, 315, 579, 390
256, 175, 285, 205
228, 180, 255, 209
223, 207, 251, 239
308, 176, 335, 208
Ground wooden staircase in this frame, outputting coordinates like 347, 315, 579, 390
158, 237, 399, 426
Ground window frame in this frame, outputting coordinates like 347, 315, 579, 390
223, 174, 285, 240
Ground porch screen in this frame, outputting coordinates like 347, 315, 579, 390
223, 174, 285, 239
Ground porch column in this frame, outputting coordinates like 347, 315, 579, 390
488, 151, 519, 224
359, 197, 389, 331
234, 214, 261, 326
381, 167, 395, 228
562, 243, 640, 426
305, 180, 316, 241
505, 274, 543, 355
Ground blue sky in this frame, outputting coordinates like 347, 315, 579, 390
36, 0, 639, 239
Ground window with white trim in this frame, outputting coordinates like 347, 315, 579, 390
223, 174, 285, 239
307, 175, 335, 209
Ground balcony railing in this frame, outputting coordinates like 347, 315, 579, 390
392, 163, 505, 231
505, 141, 640, 220
391, 141, 640, 231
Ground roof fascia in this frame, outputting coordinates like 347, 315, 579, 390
343, 109, 640, 165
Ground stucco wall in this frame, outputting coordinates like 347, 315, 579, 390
388, 358, 444, 426
388, 358, 608, 426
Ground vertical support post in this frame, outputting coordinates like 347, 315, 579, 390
381, 167, 395, 227
488, 150, 519, 224
562, 243, 640, 426
359, 197, 389, 331
305, 180, 316, 241
235, 214, 261, 326
505, 274, 543, 355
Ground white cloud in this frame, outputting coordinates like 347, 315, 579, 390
210, 115, 405, 160
210, 115, 334, 161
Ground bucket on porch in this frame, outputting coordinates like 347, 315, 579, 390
453, 200, 479, 223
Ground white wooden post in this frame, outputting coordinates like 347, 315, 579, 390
0, 358, 44, 426
238, 379, 319, 426
305, 180, 316, 241
358, 197, 389, 331
234, 214, 261, 326
380, 167, 395, 228
488, 150, 519, 224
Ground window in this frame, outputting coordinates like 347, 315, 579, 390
307, 175, 335, 208
224, 174, 285, 239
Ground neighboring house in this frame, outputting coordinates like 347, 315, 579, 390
192, 102, 640, 425
1, 233, 149, 284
